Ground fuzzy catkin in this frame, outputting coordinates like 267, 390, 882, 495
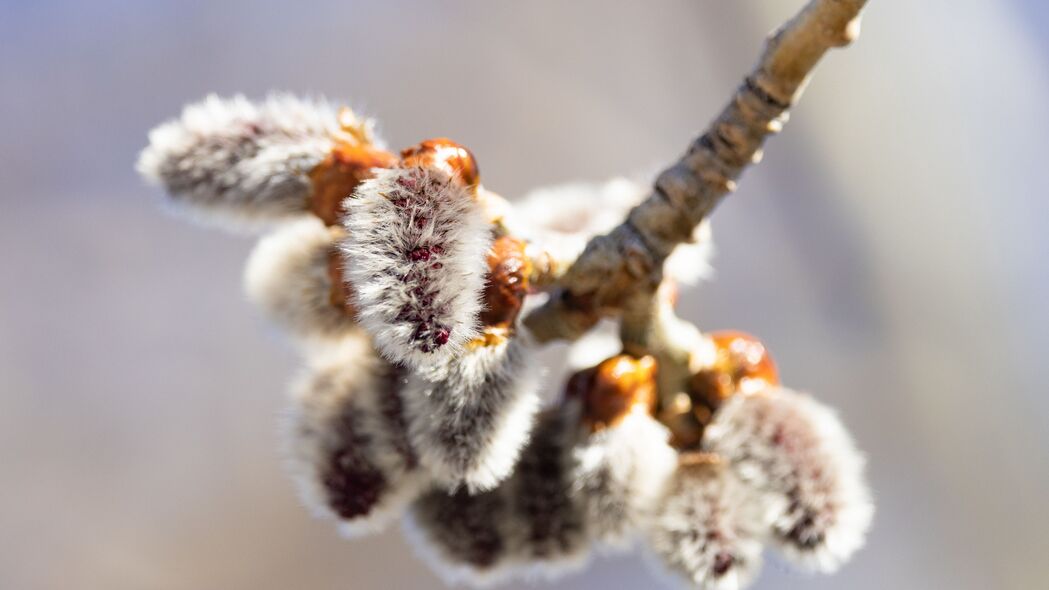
703, 388, 873, 573
644, 459, 767, 590
404, 405, 591, 587
505, 405, 590, 569
405, 484, 516, 587
281, 336, 426, 537
244, 217, 356, 344
138, 94, 351, 228
571, 409, 679, 547
403, 335, 541, 493
341, 166, 492, 369
405, 399, 682, 588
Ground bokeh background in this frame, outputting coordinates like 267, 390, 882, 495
2, 1, 1048, 588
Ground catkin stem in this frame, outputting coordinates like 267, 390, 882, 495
524, 0, 868, 343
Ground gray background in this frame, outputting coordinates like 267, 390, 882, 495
2, 1, 1047, 588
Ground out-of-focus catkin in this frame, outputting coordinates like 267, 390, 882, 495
138, 94, 389, 228
644, 454, 767, 590
566, 355, 678, 546
703, 388, 873, 572
405, 404, 592, 586
403, 335, 541, 493
281, 336, 427, 537
244, 217, 358, 345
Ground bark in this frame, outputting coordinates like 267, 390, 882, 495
524, 0, 868, 343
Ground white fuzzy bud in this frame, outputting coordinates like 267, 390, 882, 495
244, 217, 356, 344
403, 406, 590, 587
403, 336, 541, 493
405, 399, 679, 588
703, 388, 874, 572
505, 406, 591, 571
404, 485, 516, 588
571, 410, 679, 547
644, 457, 767, 590
138, 94, 351, 228
341, 166, 491, 368
281, 336, 426, 537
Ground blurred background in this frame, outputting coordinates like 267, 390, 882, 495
2, 0, 1048, 588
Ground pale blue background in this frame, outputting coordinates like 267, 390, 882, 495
2, 1, 1047, 588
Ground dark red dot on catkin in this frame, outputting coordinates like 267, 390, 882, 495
713, 552, 735, 576
409, 247, 432, 261
433, 327, 450, 346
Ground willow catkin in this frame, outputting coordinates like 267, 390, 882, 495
506, 405, 590, 568
341, 166, 491, 368
644, 457, 767, 590
138, 94, 354, 228
571, 410, 679, 547
405, 393, 679, 587
244, 217, 357, 344
703, 388, 873, 572
404, 404, 589, 587
406, 484, 515, 587
281, 336, 426, 537
402, 335, 541, 493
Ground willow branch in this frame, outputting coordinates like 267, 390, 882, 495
524, 0, 868, 343
619, 285, 699, 408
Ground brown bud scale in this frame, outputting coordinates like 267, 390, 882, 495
567, 355, 658, 432
325, 243, 357, 316
479, 235, 530, 330
689, 330, 779, 410
309, 141, 397, 226
400, 138, 480, 190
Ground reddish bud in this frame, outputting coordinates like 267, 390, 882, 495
478, 235, 531, 330
567, 355, 658, 432
400, 138, 480, 189
690, 330, 779, 409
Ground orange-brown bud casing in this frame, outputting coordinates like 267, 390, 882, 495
478, 236, 530, 332
690, 330, 779, 408
400, 138, 480, 189
325, 245, 356, 315
309, 143, 397, 226
567, 355, 658, 432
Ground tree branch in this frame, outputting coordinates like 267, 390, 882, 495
524, 0, 868, 343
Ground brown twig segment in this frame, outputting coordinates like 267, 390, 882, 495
524, 0, 868, 343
